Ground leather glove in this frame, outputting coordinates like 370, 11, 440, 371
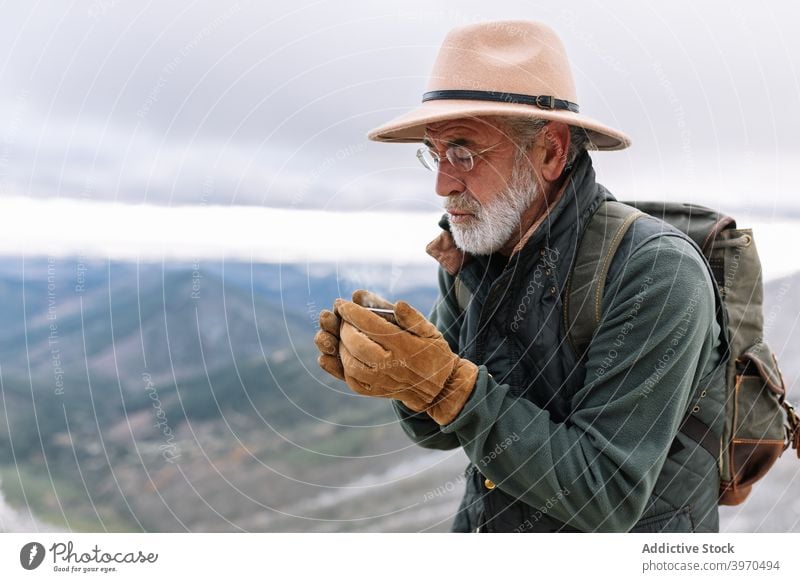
333, 296, 479, 425
314, 289, 392, 382
315, 290, 433, 411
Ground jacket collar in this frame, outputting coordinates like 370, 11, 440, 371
425, 151, 604, 276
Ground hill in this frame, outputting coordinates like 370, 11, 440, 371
0, 257, 797, 532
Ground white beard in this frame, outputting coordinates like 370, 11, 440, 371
448, 157, 540, 256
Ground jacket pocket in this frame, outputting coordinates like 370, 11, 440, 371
450, 464, 482, 533
629, 506, 695, 533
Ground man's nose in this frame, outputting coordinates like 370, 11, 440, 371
434, 165, 466, 198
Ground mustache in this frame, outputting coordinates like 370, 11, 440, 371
445, 195, 481, 214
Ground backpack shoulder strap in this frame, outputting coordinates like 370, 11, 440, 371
564, 200, 644, 357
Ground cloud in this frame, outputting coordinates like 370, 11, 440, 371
0, 195, 443, 264
0, 196, 796, 283
0, 0, 797, 210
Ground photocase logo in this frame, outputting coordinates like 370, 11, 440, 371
20, 542, 46, 570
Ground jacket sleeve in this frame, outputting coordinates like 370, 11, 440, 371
439, 235, 720, 531
391, 266, 462, 451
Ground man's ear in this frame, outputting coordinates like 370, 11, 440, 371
536, 122, 570, 182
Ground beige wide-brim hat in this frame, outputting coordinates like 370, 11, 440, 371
368, 20, 630, 151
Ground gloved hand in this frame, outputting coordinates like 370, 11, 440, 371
315, 290, 432, 411
332, 294, 478, 425
315, 289, 392, 383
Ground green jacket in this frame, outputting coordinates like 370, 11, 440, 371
393, 152, 725, 532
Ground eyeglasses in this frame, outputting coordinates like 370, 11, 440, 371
416, 142, 502, 173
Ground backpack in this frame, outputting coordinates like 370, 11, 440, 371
563, 200, 800, 505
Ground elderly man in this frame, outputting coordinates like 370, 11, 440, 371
315, 20, 725, 532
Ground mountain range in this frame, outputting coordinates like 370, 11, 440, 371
0, 256, 796, 532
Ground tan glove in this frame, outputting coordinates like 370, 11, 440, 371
314, 290, 391, 382
315, 290, 433, 411
333, 296, 479, 425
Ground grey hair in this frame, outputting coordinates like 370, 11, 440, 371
486, 116, 590, 168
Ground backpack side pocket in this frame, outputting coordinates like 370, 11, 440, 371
719, 341, 786, 505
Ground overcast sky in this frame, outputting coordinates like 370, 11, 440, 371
0, 0, 798, 266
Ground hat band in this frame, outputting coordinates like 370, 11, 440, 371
422, 89, 579, 113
